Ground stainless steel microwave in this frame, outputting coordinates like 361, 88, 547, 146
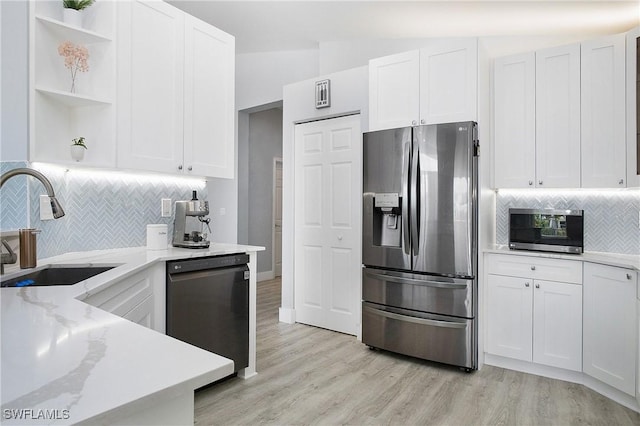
509, 208, 584, 254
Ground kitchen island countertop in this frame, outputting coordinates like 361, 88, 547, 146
1, 243, 264, 425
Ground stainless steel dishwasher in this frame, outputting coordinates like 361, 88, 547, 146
166, 254, 249, 372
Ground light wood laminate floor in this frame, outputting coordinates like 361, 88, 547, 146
195, 278, 640, 425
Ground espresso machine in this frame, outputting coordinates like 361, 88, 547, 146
172, 191, 211, 248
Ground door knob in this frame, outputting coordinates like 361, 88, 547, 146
337, 235, 343, 241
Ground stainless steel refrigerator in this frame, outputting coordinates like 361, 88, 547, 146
362, 121, 478, 371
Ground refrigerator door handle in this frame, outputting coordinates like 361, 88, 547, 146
402, 141, 411, 255
363, 305, 467, 329
364, 270, 469, 290
410, 137, 420, 257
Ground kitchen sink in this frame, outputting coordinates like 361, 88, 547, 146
0, 265, 116, 288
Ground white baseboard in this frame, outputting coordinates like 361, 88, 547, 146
278, 307, 295, 324
257, 270, 275, 282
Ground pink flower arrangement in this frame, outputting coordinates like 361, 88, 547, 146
57, 41, 89, 93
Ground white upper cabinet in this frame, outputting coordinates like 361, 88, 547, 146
494, 35, 635, 189
581, 34, 626, 188
493, 52, 536, 188
29, 0, 116, 167
369, 39, 477, 131
627, 27, 640, 188
419, 38, 478, 125
117, 0, 235, 178
369, 50, 420, 131
535, 43, 581, 188
183, 15, 235, 178
117, 0, 184, 174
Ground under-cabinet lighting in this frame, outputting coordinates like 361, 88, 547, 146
496, 188, 640, 198
31, 163, 206, 188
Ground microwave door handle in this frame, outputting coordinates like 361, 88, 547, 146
402, 141, 411, 255
410, 138, 420, 257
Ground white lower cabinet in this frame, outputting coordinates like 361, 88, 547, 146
487, 274, 582, 371
583, 262, 637, 396
486, 254, 583, 371
487, 274, 533, 361
83, 263, 165, 333
532, 279, 582, 370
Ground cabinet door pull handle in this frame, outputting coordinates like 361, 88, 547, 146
627, 273, 632, 280
528, 180, 533, 186
420, 119, 425, 124
188, 166, 193, 171
538, 180, 543, 185
619, 179, 624, 185
525, 282, 530, 287
178, 165, 183, 171
412, 120, 417, 126
535, 283, 540, 289
530, 265, 536, 271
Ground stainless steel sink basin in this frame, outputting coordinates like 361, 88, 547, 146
0, 265, 116, 288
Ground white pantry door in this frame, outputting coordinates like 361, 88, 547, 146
294, 114, 362, 335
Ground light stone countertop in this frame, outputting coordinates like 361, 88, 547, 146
484, 245, 640, 271
0, 243, 264, 425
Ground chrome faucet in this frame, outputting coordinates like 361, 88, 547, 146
0, 240, 17, 275
0, 167, 65, 219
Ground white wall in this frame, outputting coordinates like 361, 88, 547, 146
236, 49, 319, 111
1, 0, 28, 161
280, 65, 368, 323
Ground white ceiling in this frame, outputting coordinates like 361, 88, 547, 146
167, 0, 639, 53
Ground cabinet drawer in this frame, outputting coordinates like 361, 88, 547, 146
84, 270, 153, 317
486, 253, 582, 284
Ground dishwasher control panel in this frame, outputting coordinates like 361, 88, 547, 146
167, 254, 249, 274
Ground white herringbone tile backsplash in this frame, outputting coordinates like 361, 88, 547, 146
496, 190, 640, 255
25, 164, 207, 259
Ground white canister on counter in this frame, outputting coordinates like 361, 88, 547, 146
146, 224, 168, 250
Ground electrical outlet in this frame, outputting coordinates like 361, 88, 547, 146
161, 198, 172, 217
39, 195, 54, 220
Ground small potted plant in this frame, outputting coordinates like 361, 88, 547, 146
70, 136, 87, 162
62, 0, 95, 27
